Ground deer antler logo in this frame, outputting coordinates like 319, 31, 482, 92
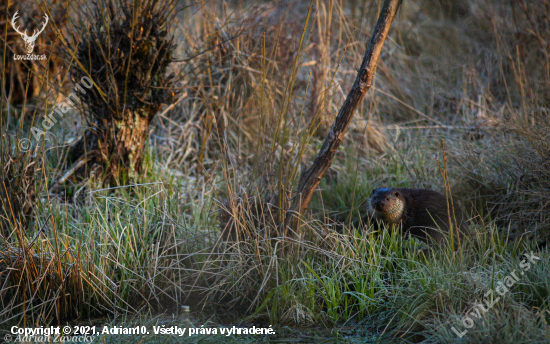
11, 11, 49, 54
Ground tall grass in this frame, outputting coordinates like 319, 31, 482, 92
1, 0, 550, 343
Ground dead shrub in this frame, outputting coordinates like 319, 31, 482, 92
65, 0, 181, 185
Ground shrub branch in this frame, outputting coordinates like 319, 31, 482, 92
284, 0, 401, 234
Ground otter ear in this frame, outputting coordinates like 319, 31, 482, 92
394, 191, 399, 197
372, 189, 376, 195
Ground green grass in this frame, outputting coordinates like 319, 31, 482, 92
1, 0, 550, 343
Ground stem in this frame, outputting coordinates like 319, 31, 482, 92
284, 0, 402, 235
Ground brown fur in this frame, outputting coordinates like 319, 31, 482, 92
364, 187, 468, 244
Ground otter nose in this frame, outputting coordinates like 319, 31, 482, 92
374, 200, 385, 209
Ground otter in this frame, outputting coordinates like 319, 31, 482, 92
365, 187, 467, 244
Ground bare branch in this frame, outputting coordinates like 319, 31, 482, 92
284, 0, 402, 235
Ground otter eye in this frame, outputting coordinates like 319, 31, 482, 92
386, 197, 390, 201
372, 189, 376, 195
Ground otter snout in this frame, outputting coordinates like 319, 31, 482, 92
373, 199, 386, 211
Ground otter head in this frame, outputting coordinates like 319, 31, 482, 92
368, 187, 404, 223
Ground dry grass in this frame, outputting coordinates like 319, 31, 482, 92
1, 0, 550, 343
0, 136, 38, 238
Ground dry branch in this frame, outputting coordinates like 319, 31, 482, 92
284, 0, 401, 234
